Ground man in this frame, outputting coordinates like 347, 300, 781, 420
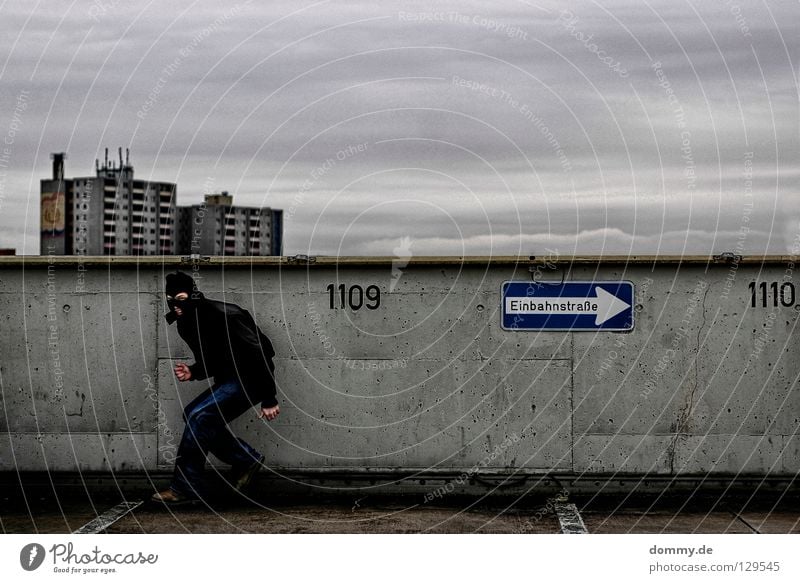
152, 271, 280, 505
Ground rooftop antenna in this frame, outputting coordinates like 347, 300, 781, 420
104, 148, 108, 168
126, 148, 129, 166
118, 147, 123, 168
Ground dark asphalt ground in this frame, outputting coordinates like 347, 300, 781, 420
3, 485, 798, 534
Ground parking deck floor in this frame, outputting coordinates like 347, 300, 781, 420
3, 488, 798, 534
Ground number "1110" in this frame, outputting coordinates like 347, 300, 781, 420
749, 281, 796, 307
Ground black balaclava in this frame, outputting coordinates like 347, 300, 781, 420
164, 271, 204, 324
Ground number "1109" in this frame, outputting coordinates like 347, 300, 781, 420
327, 283, 381, 310
749, 281, 796, 307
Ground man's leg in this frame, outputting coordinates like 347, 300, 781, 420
166, 388, 213, 498
170, 391, 215, 499
178, 387, 251, 466
202, 380, 262, 469
170, 380, 260, 498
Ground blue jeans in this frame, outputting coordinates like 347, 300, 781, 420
171, 379, 262, 499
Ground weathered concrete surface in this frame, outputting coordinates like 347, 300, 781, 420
581, 511, 756, 534
1, 257, 798, 480
104, 502, 561, 534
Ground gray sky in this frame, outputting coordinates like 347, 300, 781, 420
0, 0, 797, 256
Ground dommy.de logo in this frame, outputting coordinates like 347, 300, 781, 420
20, 543, 46, 571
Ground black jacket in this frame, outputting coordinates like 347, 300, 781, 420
165, 295, 278, 408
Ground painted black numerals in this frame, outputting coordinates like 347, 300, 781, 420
327, 283, 380, 310
749, 281, 795, 307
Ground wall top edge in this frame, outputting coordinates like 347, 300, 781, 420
0, 254, 796, 268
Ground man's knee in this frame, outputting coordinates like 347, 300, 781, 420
180, 410, 210, 449
185, 406, 228, 437
183, 396, 213, 422
183, 404, 203, 424
186, 407, 209, 427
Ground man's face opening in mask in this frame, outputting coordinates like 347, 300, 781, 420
167, 292, 190, 317
165, 271, 203, 321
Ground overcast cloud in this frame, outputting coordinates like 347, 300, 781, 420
0, 0, 797, 256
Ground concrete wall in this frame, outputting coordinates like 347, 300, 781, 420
1, 257, 798, 476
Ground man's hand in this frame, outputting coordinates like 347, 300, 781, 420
258, 405, 280, 421
174, 363, 192, 381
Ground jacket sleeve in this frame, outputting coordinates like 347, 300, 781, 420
179, 326, 211, 381
188, 358, 210, 381
228, 310, 278, 408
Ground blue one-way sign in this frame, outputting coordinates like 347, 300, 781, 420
501, 281, 634, 331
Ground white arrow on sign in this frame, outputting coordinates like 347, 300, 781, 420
505, 286, 631, 325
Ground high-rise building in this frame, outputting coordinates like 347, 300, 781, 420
175, 193, 282, 256
40, 151, 283, 256
40, 149, 177, 255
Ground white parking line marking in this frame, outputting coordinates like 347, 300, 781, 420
72, 501, 143, 534
555, 502, 588, 534
731, 511, 760, 534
